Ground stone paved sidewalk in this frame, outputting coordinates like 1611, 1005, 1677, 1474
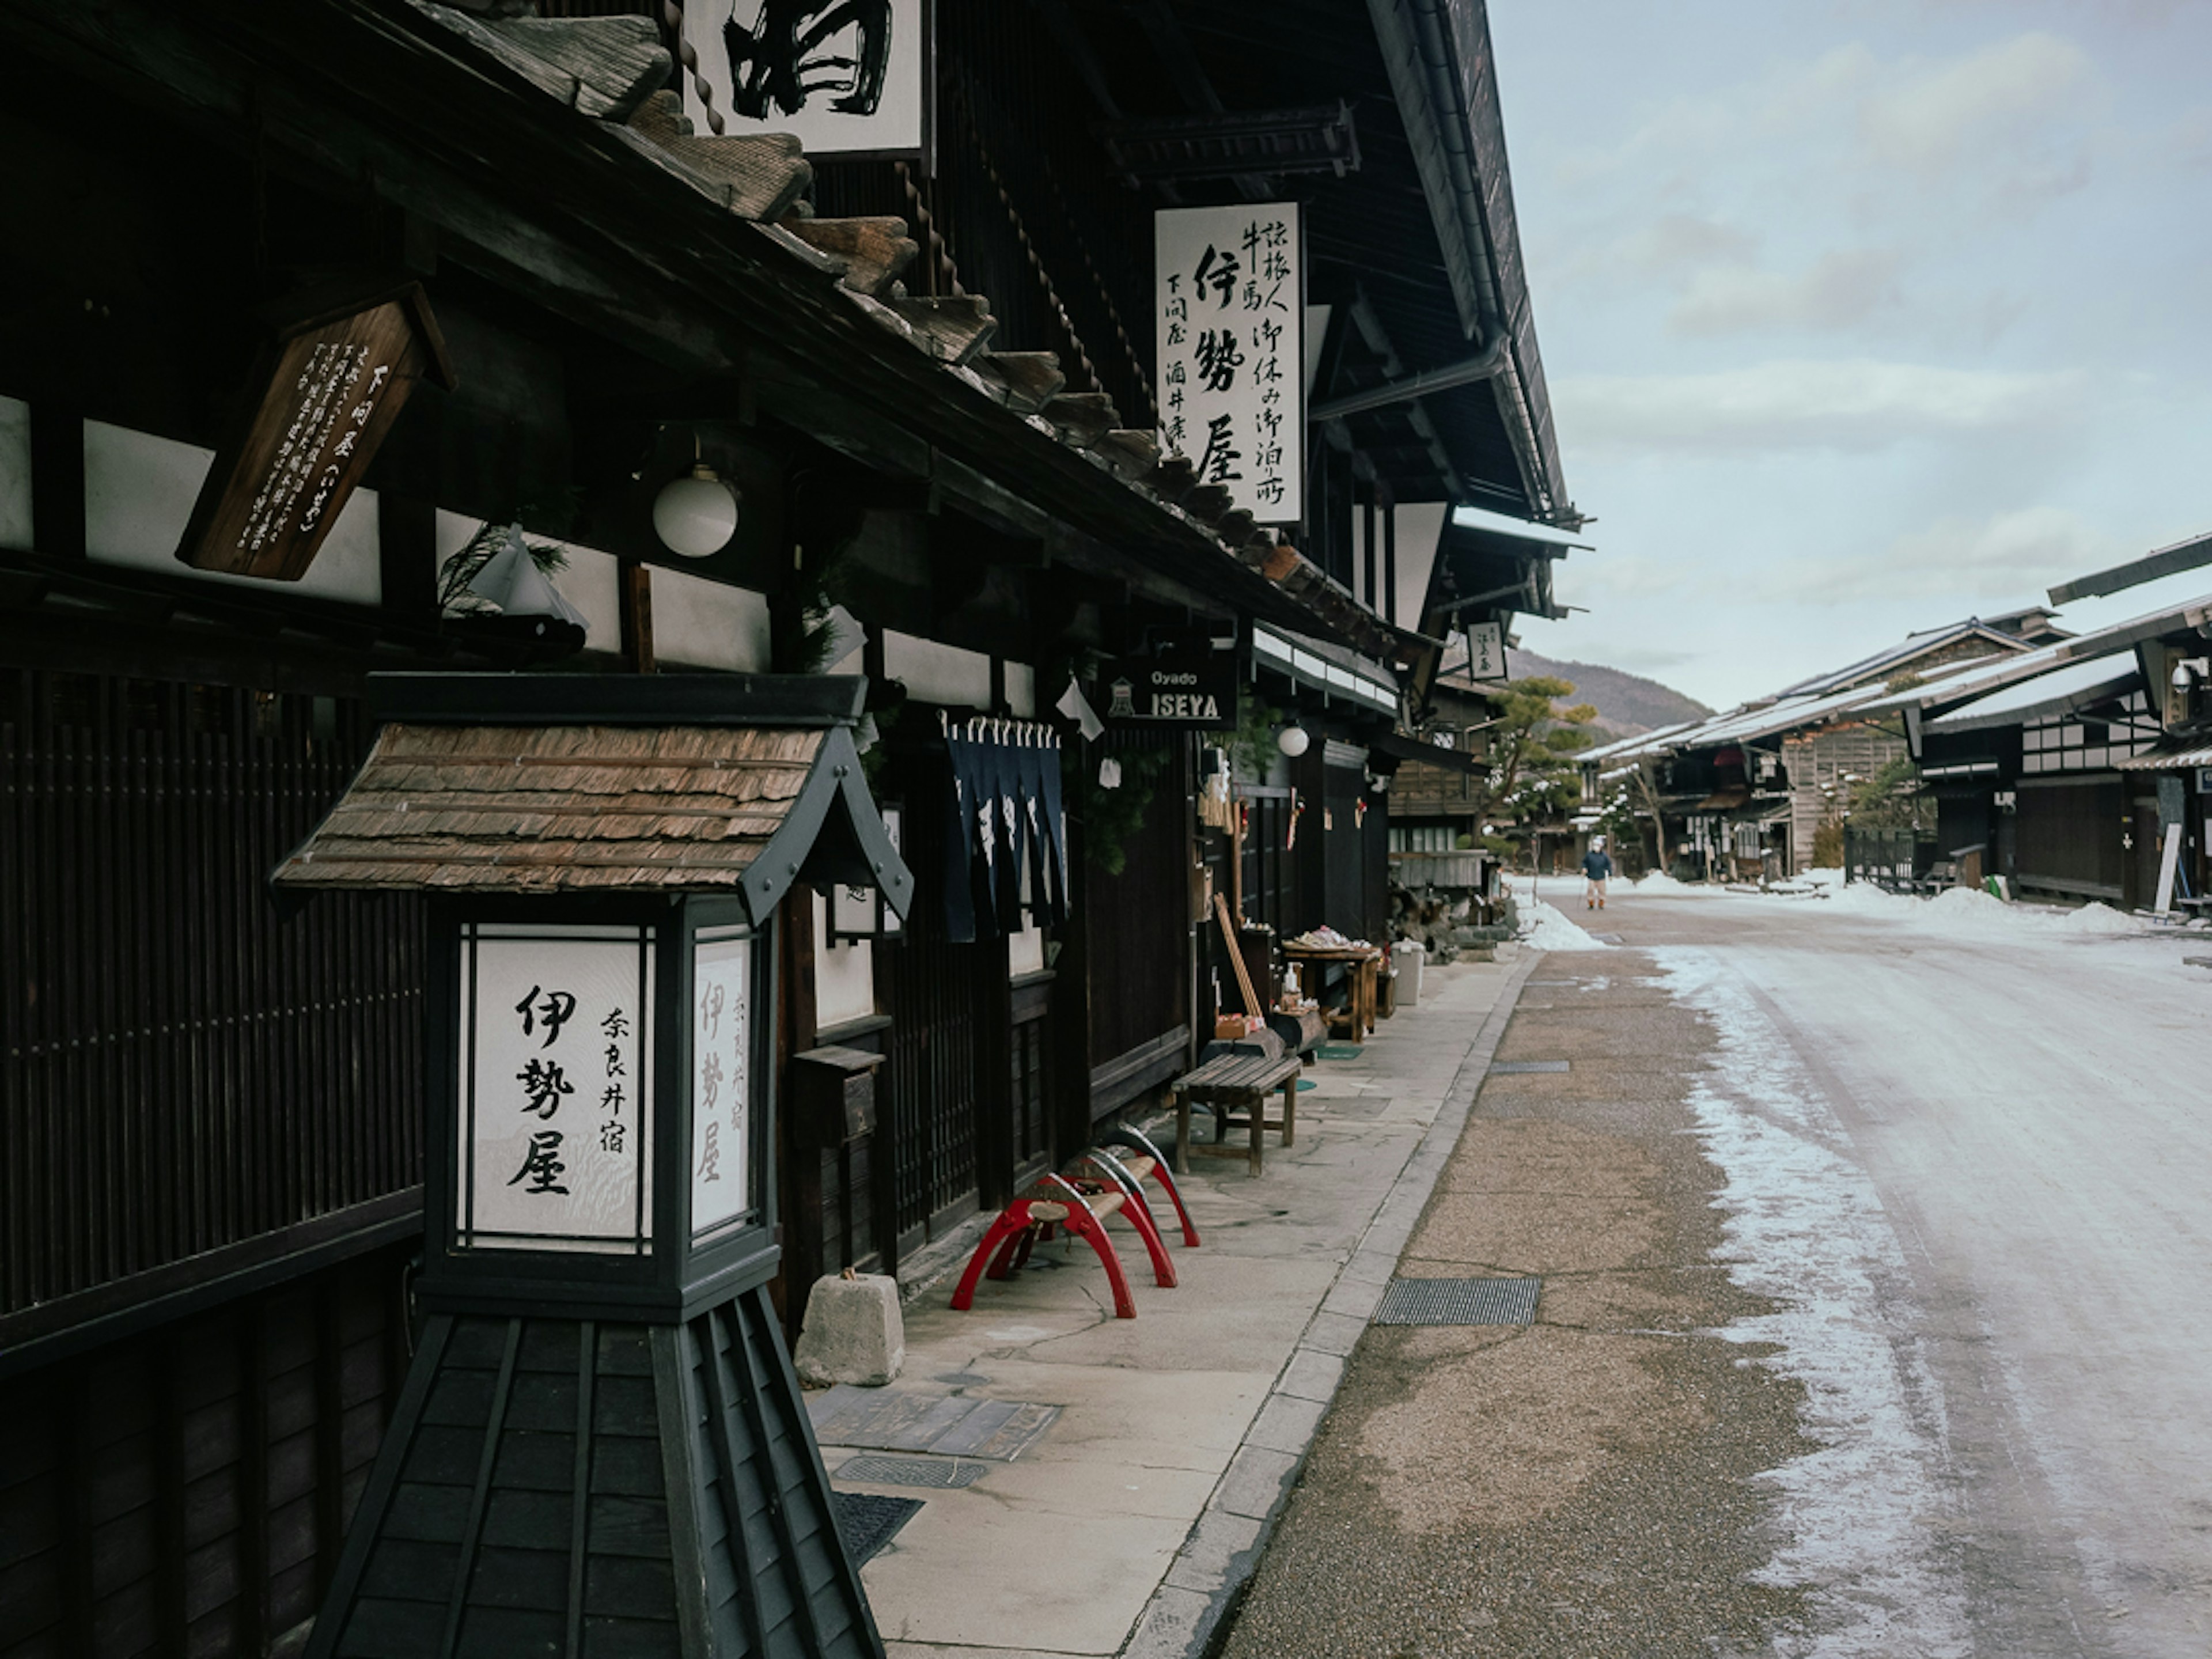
815, 951, 1537, 1659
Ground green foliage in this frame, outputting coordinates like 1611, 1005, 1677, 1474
1812, 816, 1846, 867
1480, 675, 1599, 825
1844, 751, 1929, 831
1225, 692, 1283, 782
1068, 743, 1175, 876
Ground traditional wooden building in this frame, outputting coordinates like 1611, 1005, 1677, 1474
1894, 582, 2212, 909
0, 1, 1571, 1650
1584, 612, 2063, 880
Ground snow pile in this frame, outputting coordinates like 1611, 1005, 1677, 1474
1925, 885, 2009, 922
2044, 900, 2141, 935
1808, 879, 2154, 940
1518, 897, 1608, 950
1800, 866, 1848, 890
1818, 880, 1909, 916
1634, 870, 1733, 896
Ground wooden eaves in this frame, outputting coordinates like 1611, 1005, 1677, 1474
0, 0, 1410, 667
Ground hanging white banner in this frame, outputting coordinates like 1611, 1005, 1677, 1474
682, 0, 930, 159
1155, 203, 1304, 526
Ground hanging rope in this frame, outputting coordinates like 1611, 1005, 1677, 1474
951, 77, 1104, 396
660, 0, 726, 135
895, 162, 964, 297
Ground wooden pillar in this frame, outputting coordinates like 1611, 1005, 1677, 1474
28, 403, 84, 560
618, 559, 656, 672
376, 493, 438, 618
1382, 500, 1397, 623
972, 939, 1015, 1209
1050, 812, 1095, 1164
773, 885, 819, 1335
1361, 490, 1377, 612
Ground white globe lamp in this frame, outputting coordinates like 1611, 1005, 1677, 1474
652, 464, 740, 558
1277, 723, 1310, 758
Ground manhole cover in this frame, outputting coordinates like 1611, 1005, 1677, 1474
1373, 1277, 1540, 1326
835, 1453, 992, 1489
1488, 1060, 1569, 1074
808, 1388, 1059, 1460
832, 1490, 923, 1563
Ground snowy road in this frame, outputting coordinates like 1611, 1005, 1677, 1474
1590, 885, 2212, 1657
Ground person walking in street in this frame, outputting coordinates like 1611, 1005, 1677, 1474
1582, 838, 1613, 910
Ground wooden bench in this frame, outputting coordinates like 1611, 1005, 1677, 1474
1172, 1051, 1302, 1177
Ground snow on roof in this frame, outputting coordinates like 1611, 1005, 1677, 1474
1866, 590, 2212, 720
1925, 650, 2142, 734
1770, 619, 2029, 699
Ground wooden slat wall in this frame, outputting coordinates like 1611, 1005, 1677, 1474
0, 671, 426, 1321
0, 1245, 411, 1659
874, 752, 983, 1248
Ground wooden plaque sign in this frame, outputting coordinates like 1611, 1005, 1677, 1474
178, 281, 454, 581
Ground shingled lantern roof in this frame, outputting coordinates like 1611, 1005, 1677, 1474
278, 672, 913, 923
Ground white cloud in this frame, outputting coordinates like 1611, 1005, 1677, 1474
1669, 247, 1902, 336
1758, 506, 2115, 602
1625, 213, 1757, 272
1556, 359, 2080, 454
1862, 32, 2094, 171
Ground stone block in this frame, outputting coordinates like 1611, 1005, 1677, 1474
794, 1273, 905, 1387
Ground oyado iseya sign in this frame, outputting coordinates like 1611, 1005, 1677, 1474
1099, 652, 1240, 729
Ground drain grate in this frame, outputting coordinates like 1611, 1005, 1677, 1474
835, 1453, 992, 1489
1488, 1060, 1569, 1074
832, 1490, 923, 1563
1373, 1277, 1540, 1326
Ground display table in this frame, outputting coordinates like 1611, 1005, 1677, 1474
1282, 943, 1383, 1037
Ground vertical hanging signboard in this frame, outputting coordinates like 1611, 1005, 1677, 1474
1466, 620, 1509, 683
683, 0, 931, 159
177, 281, 453, 581
1155, 203, 1304, 525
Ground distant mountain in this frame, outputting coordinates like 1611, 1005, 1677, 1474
1508, 650, 1712, 738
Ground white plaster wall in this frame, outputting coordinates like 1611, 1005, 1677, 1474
811, 891, 877, 1028
884, 629, 990, 707
1003, 661, 1036, 718
654, 567, 772, 672
85, 419, 382, 605
0, 397, 30, 551
1392, 501, 1449, 627
1009, 920, 1045, 976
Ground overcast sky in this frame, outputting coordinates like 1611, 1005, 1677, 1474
1486, 0, 2212, 709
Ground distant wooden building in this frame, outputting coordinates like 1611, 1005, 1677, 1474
0, 1, 1572, 1649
